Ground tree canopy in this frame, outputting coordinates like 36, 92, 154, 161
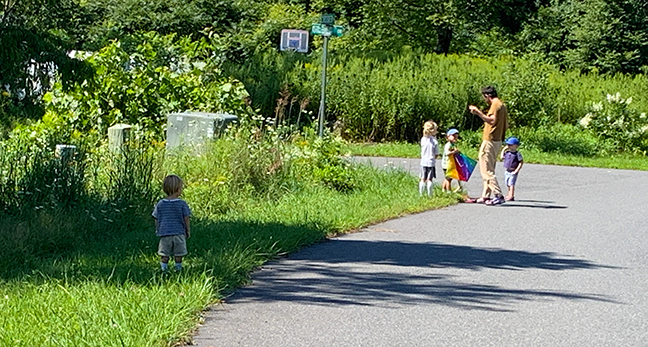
2, 0, 647, 125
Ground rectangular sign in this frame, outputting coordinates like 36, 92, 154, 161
321, 14, 336, 25
332, 25, 344, 37
311, 23, 332, 36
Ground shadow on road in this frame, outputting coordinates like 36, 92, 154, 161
229, 240, 618, 312
290, 240, 610, 271
499, 203, 568, 209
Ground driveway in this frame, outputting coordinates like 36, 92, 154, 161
193, 158, 648, 346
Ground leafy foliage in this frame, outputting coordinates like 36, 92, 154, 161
0, 0, 92, 123
579, 93, 648, 153
45, 32, 251, 138
519, 0, 648, 74
78, 0, 240, 49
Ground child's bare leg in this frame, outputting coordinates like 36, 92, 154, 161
506, 185, 515, 200
442, 178, 451, 191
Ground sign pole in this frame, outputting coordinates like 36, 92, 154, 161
318, 35, 329, 137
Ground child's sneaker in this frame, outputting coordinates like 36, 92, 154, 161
486, 196, 505, 205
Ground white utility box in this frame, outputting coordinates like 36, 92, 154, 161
166, 112, 238, 150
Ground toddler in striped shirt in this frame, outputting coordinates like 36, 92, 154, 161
152, 175, 192, 272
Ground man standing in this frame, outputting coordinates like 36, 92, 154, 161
469, 86, 508, 205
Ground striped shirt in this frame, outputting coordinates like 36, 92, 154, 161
152, 198, 191, 237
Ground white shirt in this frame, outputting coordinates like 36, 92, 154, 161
420, 135, 439, 167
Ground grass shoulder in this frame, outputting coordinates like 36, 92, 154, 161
347, 142, 648, 171
0, 161, 457, 347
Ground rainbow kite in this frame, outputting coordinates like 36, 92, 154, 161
446, 152, 477, 182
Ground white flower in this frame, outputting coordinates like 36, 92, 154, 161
606, 92, 622, 103
592, 102, 603, 112
626, 97, 633, 105
579, 114, 593, 128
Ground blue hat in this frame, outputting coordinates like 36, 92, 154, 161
447, 128, 459, 135
506, 137, 520, 145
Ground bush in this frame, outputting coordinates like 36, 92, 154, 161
45, 32, 252, 139
579, 93, 648, 154
511, 124, 611, 157
236, 51, 648, 155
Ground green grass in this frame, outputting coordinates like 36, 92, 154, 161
348, 142, 421, 158
347, 142, 648, 171
0, 164, 457, 346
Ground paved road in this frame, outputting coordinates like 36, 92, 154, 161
193, 158, 648, 346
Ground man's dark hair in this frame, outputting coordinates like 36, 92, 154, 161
481, 86, 498, 98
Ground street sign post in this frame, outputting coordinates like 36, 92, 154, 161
311, 14, 344, 137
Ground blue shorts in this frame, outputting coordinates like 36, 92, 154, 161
505, 171, 518, 187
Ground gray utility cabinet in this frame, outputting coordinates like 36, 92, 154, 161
166, 112, 238, 150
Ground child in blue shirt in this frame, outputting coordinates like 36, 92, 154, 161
500, 137, 524, 201
152, 175, 192, 272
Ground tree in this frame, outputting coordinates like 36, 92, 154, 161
77, 0, 241, 50
519, 0, 648, 74
0, 0, 91, 123
321, 0, 545, 55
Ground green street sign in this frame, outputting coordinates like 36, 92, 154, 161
332, 25, 344, 37
321, 14, 336, 25
312, 23, 344, 37
311, 23, 332, 36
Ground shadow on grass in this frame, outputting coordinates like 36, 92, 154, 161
0, 217, 331, 288
227, 240, 618, 311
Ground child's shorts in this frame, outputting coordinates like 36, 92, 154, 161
420, 166, 436, 181
158, 234, 187, 257
442, 169, 452, 180
505, 171, 518, 187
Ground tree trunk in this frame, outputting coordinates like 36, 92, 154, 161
435, 27, 453, 55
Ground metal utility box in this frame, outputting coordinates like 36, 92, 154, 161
108, 123, 132, 152
166, 112, 238, 150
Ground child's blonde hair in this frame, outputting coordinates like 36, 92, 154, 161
423, 120, 438, 136
163, 175, 183, 196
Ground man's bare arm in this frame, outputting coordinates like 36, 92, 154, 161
469, 106, 496, 125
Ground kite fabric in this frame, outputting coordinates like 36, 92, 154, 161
446, 152, 477, 182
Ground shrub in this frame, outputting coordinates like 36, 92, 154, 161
512, 124, 609, 157
579, 93, 648, 153
45, 32, 251, 139
289, 128, 358, 192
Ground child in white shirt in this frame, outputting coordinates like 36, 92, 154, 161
419, 120, 439, 195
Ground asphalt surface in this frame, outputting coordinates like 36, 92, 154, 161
192, 157, 648, 347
